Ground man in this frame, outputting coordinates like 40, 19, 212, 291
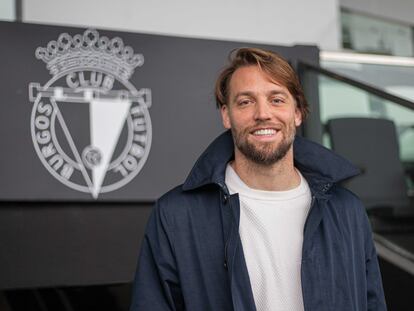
130, 48, 386, 311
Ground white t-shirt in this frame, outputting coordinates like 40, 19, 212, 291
225, 164, 312, 311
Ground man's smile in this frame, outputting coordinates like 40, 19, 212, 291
249, 126, 283, 142
252, 128, 276, 136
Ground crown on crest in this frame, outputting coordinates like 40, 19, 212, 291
35, 29, 144, 81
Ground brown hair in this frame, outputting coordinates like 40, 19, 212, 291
214, 47, 309, 120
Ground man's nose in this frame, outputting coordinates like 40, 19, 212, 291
254, 100, 272, 120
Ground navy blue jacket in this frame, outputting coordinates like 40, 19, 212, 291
130, 131, 387, 311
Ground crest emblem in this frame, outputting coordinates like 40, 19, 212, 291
29, 29, 152, 198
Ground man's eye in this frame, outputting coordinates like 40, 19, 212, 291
238, 100, 251, 106
271, 98, 284, 105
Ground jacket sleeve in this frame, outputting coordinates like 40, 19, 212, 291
363, 212, 387, 311
130, 201, 185, 311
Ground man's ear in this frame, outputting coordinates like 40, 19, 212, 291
220, 105, 231, 129
294, 107, 302, 127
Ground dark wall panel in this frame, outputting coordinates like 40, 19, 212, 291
0, 21, 319, 289
0, 21, 319, 202
0, 203, 152, 289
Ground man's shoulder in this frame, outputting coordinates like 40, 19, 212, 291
330, 184, 363, 206
328, 184, 368, 223
325, 184, 365, 214
156, 184, 186, 208
153, 184, 220, 231
156, 183, 217, 213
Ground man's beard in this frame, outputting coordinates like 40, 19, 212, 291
232, 122, 296, 166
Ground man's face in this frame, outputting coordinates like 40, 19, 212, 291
221, 65, 302, 166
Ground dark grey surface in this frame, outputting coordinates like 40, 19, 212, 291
0, 203, 152, 289
15, 0, 22, 22
299, 67, 323, 143
0, 21, 319, 289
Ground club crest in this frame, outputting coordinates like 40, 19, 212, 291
29, 29, 152, 198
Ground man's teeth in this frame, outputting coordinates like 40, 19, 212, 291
253, 129, 276, 136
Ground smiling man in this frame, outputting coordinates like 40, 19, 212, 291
130, 48, 387, 311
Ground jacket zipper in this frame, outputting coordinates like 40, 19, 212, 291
218, 182, 231, 270
302, 194, 316, 311
224, 197, 230, 270
220, 184, 245, 311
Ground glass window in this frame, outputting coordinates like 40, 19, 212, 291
341, 8, 414, 57
0, 0, 15, 21
319, 75, 414, 162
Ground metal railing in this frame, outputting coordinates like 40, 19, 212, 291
298, 61, 414, 112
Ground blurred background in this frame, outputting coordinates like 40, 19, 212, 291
0, 0, 413, 310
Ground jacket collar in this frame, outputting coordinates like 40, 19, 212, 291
182, 130, 359, 195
